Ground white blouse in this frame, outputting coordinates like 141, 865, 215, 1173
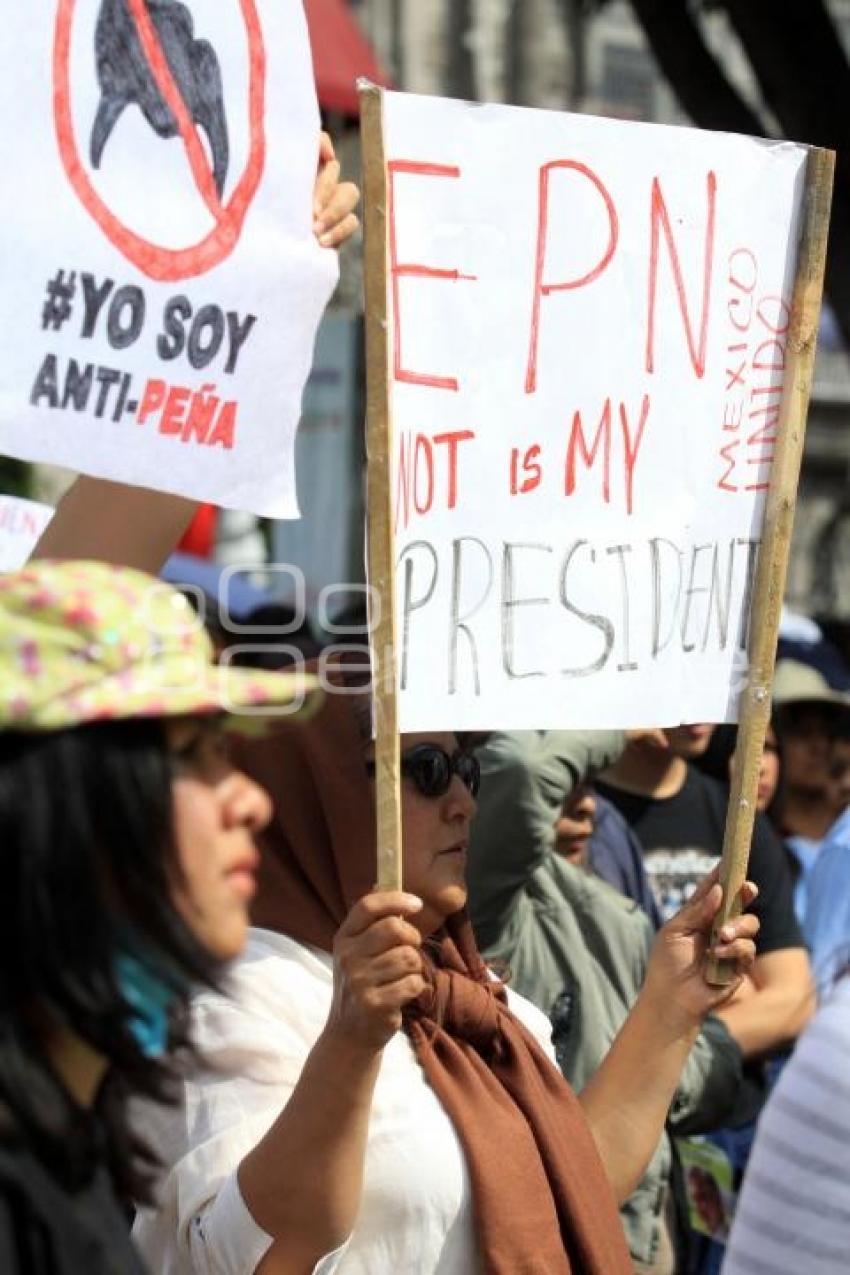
132, 927, 556, 1274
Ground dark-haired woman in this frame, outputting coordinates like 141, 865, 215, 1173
0, 558, 313, 1275
132, 694, 760, 1275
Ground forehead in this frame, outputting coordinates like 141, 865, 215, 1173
781, 704, 840, 735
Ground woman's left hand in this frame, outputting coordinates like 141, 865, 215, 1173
313, 131, 360, 248
642, 867, 760, 1036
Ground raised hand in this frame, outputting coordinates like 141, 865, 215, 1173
642, 867, 760, 1034
313, 131, 360, 248
327, 892, 426, 1052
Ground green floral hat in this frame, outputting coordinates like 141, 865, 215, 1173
0, 559, 320, 731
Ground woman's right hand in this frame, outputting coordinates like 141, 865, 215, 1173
326, 892, 426, 1053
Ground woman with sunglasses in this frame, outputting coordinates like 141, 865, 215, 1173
128, 684, 759, 1275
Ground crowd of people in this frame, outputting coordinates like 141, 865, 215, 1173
3, 135, 850, 1275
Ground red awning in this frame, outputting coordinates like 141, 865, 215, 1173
303, 0, 391, 117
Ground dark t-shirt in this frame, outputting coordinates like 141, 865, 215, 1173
596, 766, 803, 953
0, 1137, 145, 1275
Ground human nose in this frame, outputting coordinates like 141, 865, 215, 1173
221, 769, 273, 833
445, 771, 477, 820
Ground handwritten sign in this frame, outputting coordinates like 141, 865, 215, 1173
380, 91, 808, 729
0, 1, 336, 517
0, 497, 54, 571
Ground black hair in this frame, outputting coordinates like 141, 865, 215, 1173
0, 718, 223, 1201
695, 720, 786, 830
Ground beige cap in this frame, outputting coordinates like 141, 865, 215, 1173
772, 659, 850, 712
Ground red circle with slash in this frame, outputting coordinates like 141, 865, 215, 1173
53, 0, 267, 282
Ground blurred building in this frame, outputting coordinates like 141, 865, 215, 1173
350, 0, 850, 623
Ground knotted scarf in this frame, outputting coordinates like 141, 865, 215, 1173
234, 693, 632, 1274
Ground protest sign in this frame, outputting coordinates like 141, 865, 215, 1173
0, 1, 337, 517
0, 497, 54, 571
361, 84, 832, 929
368, 88, 818, 733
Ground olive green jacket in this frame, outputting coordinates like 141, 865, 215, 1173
468, 730, 745, 1267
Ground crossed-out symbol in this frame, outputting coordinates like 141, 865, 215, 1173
53, 0, 267, 282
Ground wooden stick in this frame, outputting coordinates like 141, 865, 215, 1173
707, 146, 835, 985
360, 80, 402, 892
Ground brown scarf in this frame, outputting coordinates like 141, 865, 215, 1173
234, 695, 632, 1275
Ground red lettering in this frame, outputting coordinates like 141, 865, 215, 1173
752, 338, 786, 373
757, 294, 791, 335
432, 430, 475, 508
725, 359, 746, 392
728, 247, 758, 294
723, 402, 744, 431
620, 394, 650, 516
395, 432, 411, 533
387, 160, 476, 392
413, 433, 434, 514
747, 403, 781, 448
717, 439, 740, 492
510, 444, 543, 495
565, 399, 611, 503
646, 171, 717, 378
525, 161, 619, 395
137, 378, 166, 424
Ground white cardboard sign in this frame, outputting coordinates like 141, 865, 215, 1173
0, 1, 336, 517
382, 91, 808, 729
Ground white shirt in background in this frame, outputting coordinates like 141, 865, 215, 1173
722, 975, 850, 1275
132, 927, 556, 1275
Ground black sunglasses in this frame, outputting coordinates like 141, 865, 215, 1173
366, 744, 481, 799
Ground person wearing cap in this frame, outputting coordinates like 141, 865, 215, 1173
771, 658, 850, 877
2, 563, 464, 1275
0, 558, 316, 1274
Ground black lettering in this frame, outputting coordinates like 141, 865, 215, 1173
607, 544, 637, 671
107, 285, 146, 350
398, 541, 439, 691
157, 295, 192, 361
93, 366, 121, 417
187, 304, 225, 370
80, 273, 113, 338
680, 544, 712, 652
650, 537, 682, 657
30, 353, 59, 407
61, 359, 94, 411
702, 540, 736, 652
224, 311, 257, 374
736, 538, 760, 650
558, 540, 614, 676
448, 537, 493, 695
501, 542, 551, 680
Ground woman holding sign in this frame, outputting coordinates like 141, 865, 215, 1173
127, 686, 759, 1275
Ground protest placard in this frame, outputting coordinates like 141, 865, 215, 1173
360, 84, 831, 922
367, 88, 818, 733
0, 496, 54, 571
0, 1, 337, 517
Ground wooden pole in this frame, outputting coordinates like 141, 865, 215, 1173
707, 146, 834, 984
360, 81, 403, 892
